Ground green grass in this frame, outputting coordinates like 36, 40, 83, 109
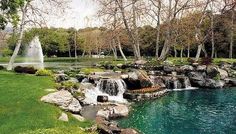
0, 71, 95, 134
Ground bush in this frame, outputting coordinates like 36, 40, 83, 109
187, 58, 195, 64
14, 66, 37, 74
0, 66, 5, 70
35, 69, 53, 76
200, 57, 213, 65
55, 81, 80, 91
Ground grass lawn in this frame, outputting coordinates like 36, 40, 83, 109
0, 71, 95, 134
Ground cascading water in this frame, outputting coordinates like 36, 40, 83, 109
25, 36, 44, 69
98, 78, 126, 97
84, 78, 127, 104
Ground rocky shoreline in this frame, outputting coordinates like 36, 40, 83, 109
40, 61, 236, 134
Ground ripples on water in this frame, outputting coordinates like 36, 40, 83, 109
118, 88, 236, 134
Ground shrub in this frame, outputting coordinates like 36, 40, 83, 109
187, 58, 195, 64
200, 57, 213, 65
14, 66, 37, 74
35, 69, 53, 76
55, 81, 80, 91
0, 66, 5, 70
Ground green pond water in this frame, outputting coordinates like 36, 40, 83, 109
118, 88, 236, 134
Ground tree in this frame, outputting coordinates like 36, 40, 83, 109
6, 0, 68, 70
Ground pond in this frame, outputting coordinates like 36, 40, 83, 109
117, 88, 236, 134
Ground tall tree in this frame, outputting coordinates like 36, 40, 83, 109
6, 0, 68, 70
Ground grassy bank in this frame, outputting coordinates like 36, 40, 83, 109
0, 71, 95, 134
0, 57, 235, 66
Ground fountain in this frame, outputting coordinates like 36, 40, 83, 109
83, 78, 127, 104
24, 36, 44, 69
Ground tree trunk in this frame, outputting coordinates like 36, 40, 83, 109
187, 43, 190, 58
7, 6, 26, 70
211, 2, 215, 58
180, 46, 184, 62
111, 39, 118, 59
68, 44, 71, 57
174, 46, 177, 58
158, 0, 172, 61
74, 31, 77, 58
115, 0, 141, 60
155, 21, 161, 59
229, 10, 234, 59
82, 50, 85, 57
116, 36, 127, 61
195, 44, 203, 61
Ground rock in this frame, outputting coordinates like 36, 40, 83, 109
112, 105, 129, 118
66, 98, 82, 113
97, 105, 129, 120
121, 128, 139, 134
97, 95, 109, 103
180, 65, 194, 72
163, 66, 175, 73
97, 109, 110, 120
121, 74, 129, 79
79, 82, 95, 90
96, 116, 121, 134
76, 74, 87, 82
117, 64, 123, 68
41, 90, 82, 113
135, 60, 147, 65
72, 114, 85, 122
188, 72, 205, 87
125, 70, 153, 89
207, 65, 219, 78
54, 73, 69, 82
58, 112, 68, 122
205, 79, 225, 88
218, 68, 228, 79
68, 77, 79, 83
150, 76, 166, 88
197, 65, 207, 71
228, 79, 236, 86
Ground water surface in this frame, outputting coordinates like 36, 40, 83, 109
118, 88, 236, 134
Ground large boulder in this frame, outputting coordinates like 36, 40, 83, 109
196, 65, 207, 71
188, 72, 205, 87
218, 68, 228, 79
54, 73, 70, 82
163, 66, 175, 73
97, 95, 109, 103
125, 70, 153, 90
179, 65, 194, 72
41, 90, 82, 113
206, 65, 219, 78
96, 105, 129, 120
205, 79, 225, 88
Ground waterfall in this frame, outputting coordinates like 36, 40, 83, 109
25, 36, 44, 69
83, 78, 127, 104
97, 78, 126, 97
183, 77, 192, 89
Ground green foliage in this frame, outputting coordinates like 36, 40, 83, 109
35, 69, 53, 76
1, 48, 13, 56
213, 73, 221, 81
64, 69, 80, 77
56, 81, 80, 91
80, 68, 104, 75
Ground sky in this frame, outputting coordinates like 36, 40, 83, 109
47, 0, 101, 29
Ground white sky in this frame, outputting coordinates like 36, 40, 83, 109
47, 0, 101, 29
